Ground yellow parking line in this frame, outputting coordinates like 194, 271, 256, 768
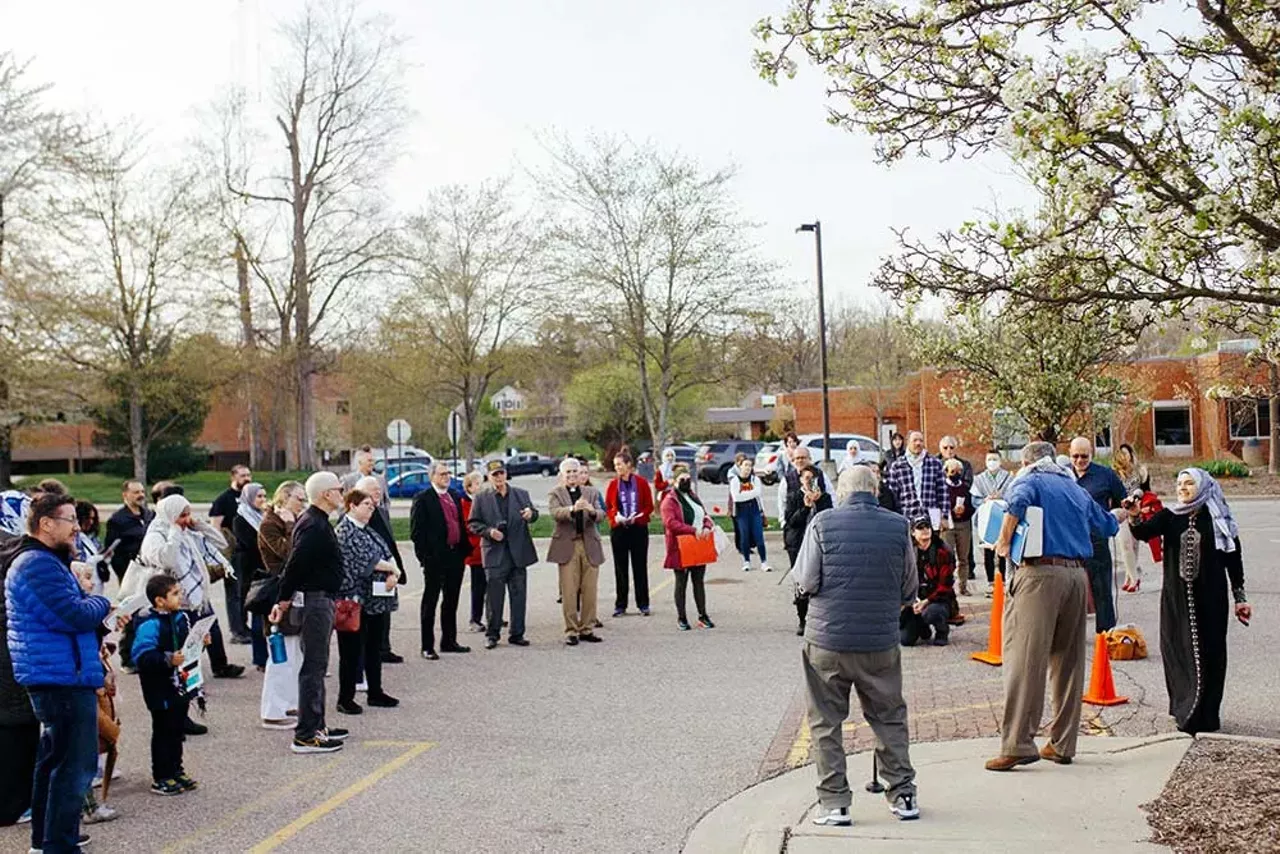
161, 757, 344, 854
247, 741, 435, 853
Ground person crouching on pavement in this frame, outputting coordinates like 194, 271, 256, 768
900, 518, 956, 647
547, 458, 604, 646
792, 465, 920, 826
985, 442, 1122, 772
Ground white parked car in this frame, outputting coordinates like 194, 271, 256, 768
797, 433, 882, 469
755, 443, 782, 485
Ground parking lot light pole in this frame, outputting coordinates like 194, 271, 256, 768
797, 221, 832, 471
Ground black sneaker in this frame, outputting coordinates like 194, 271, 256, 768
579, 634, 603, 643
796, 621, 806, 636
175, 773, 199, 791
366, 692, 399, 708
698, 616, 716, 629
565, 635, 579, 646
150, 779, 184, 796
612, 608, 625, 618
183, 717, 208, 736
213, 664, 245, 679
230, 634, 253, 645
890, 792, 920, 820
322, 727, 349, 741
291, 736, 343, 754
677, 619, 692, 631
639, 608, 651, 617
380, 651, 404, 664
508, 637, 530, 646
336, 699, 363, 715
484, 638, 498, 649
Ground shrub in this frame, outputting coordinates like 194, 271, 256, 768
1194, 459, 1251, 479
100, 444, 209, 480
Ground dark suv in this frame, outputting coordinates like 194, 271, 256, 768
696, 440, 764, 484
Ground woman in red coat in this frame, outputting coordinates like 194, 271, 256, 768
461, 472, 487, 633
660, 464, 716, 631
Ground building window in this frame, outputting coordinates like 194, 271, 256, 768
1093, 404, 1113, 453
335, 399, 350, 416
1153, 403, 1192, 450
992, 409, 1029, 451
1228, 398, 1271, 440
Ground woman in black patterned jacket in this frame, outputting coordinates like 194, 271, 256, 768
334, 490, 400, 715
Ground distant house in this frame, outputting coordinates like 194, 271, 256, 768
490, 385, 567, 434
703, 393, 777, 440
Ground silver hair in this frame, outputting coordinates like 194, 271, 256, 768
1021, 441, 1057, 465
836, 465, 878, 502
558, 457, 582, 476
940, 435, 959, 447
354, 475, 381, 495
907, 430, 924, 442
431, 462, 452, 477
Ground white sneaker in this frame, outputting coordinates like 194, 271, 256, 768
763, 563, 773, 573
890, 792, 920, 820
83, 804, 119, 824
813, 806, 851, 826
261, 718, 298, 730
742, 563, 752, 572
356, 681, 368, 692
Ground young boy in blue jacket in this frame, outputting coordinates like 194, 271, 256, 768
132, 575, 202, 796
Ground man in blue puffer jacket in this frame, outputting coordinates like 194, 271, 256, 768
5, 493, 112, 854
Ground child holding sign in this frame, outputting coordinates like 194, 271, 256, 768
132, 575, 207, 796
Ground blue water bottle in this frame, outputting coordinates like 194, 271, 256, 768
268, 626, 287, 664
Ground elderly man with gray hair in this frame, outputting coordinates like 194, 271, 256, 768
547, 457, 605, 645
985, 441, 1122, 772
792, 464, 920, 826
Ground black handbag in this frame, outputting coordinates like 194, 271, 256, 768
244, 576, 282, 617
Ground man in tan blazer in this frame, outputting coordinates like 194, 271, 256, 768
547, 458, 604, 645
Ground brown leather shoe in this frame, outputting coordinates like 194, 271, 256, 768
1039, 744, 1073, 765
984, 754, 1041, 772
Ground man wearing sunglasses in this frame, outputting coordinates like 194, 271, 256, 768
5, 493, 113, 852
1067, 436, 1126, 633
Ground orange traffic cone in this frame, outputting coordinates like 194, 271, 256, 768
1082, 632, 1129, 706
970, 570, 1004, 666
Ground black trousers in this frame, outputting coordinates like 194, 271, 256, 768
673, 567, 707, 622
338, 611, 386, 702
468, 565, 487, 625
982, 548, 1006, 583
149, 697, 190, 783
787, 546, 808, 624
185, 610, 229, 671
0, 722, 39, 825
224, 573, 248, 637
421, 557, 465, 652
610, 525, 650, 610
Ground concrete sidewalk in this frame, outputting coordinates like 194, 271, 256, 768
683, 734, 1191, 854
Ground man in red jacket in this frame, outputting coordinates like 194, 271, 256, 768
605, 452, 654, 617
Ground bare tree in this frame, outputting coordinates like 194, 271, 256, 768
542, 136, 769, 450
386, 180, 548, 465
226, 0, 406, 469
0, 53, 93, 486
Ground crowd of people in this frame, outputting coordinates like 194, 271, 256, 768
0, 427, 1255, 847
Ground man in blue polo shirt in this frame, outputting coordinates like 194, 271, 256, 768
1067, 436, 1125, 632
985, 442, 1121, 772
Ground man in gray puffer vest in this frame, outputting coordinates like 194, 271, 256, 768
793, 465, 920, 826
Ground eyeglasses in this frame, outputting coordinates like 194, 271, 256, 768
1070, 454, 1091, 460
48, 514, 78, 525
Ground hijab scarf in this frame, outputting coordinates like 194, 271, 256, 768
1170, 468, 1239, 554
151, 495, 206, 609
236, 482, 265, 532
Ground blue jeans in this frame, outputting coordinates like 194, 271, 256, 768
735, 503, 767, 563
28, 687, 98, 853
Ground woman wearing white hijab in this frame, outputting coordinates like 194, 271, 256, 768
232, 483, 269, 669
141, 495, 245, 683
1128, 468, 1252, 734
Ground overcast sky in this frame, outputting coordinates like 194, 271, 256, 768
3, 0, 1032, 305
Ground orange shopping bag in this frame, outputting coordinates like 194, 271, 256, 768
677, 533, 718, 567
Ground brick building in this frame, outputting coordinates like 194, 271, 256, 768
778, 343, 1272, 464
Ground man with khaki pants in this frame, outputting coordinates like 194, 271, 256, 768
987, 441, 1123, 771
547, 458, 604, 646
791, 466, 920, 826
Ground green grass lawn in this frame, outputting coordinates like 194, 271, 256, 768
388, 514, 740, 541
14, 471, 314, 504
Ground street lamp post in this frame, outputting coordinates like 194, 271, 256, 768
797, 221, 832, 472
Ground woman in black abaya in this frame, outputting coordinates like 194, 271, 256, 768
1128, 468, 1252, 734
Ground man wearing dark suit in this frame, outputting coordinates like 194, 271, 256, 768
467, 460, 540, 650
410, 463, 471, 659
